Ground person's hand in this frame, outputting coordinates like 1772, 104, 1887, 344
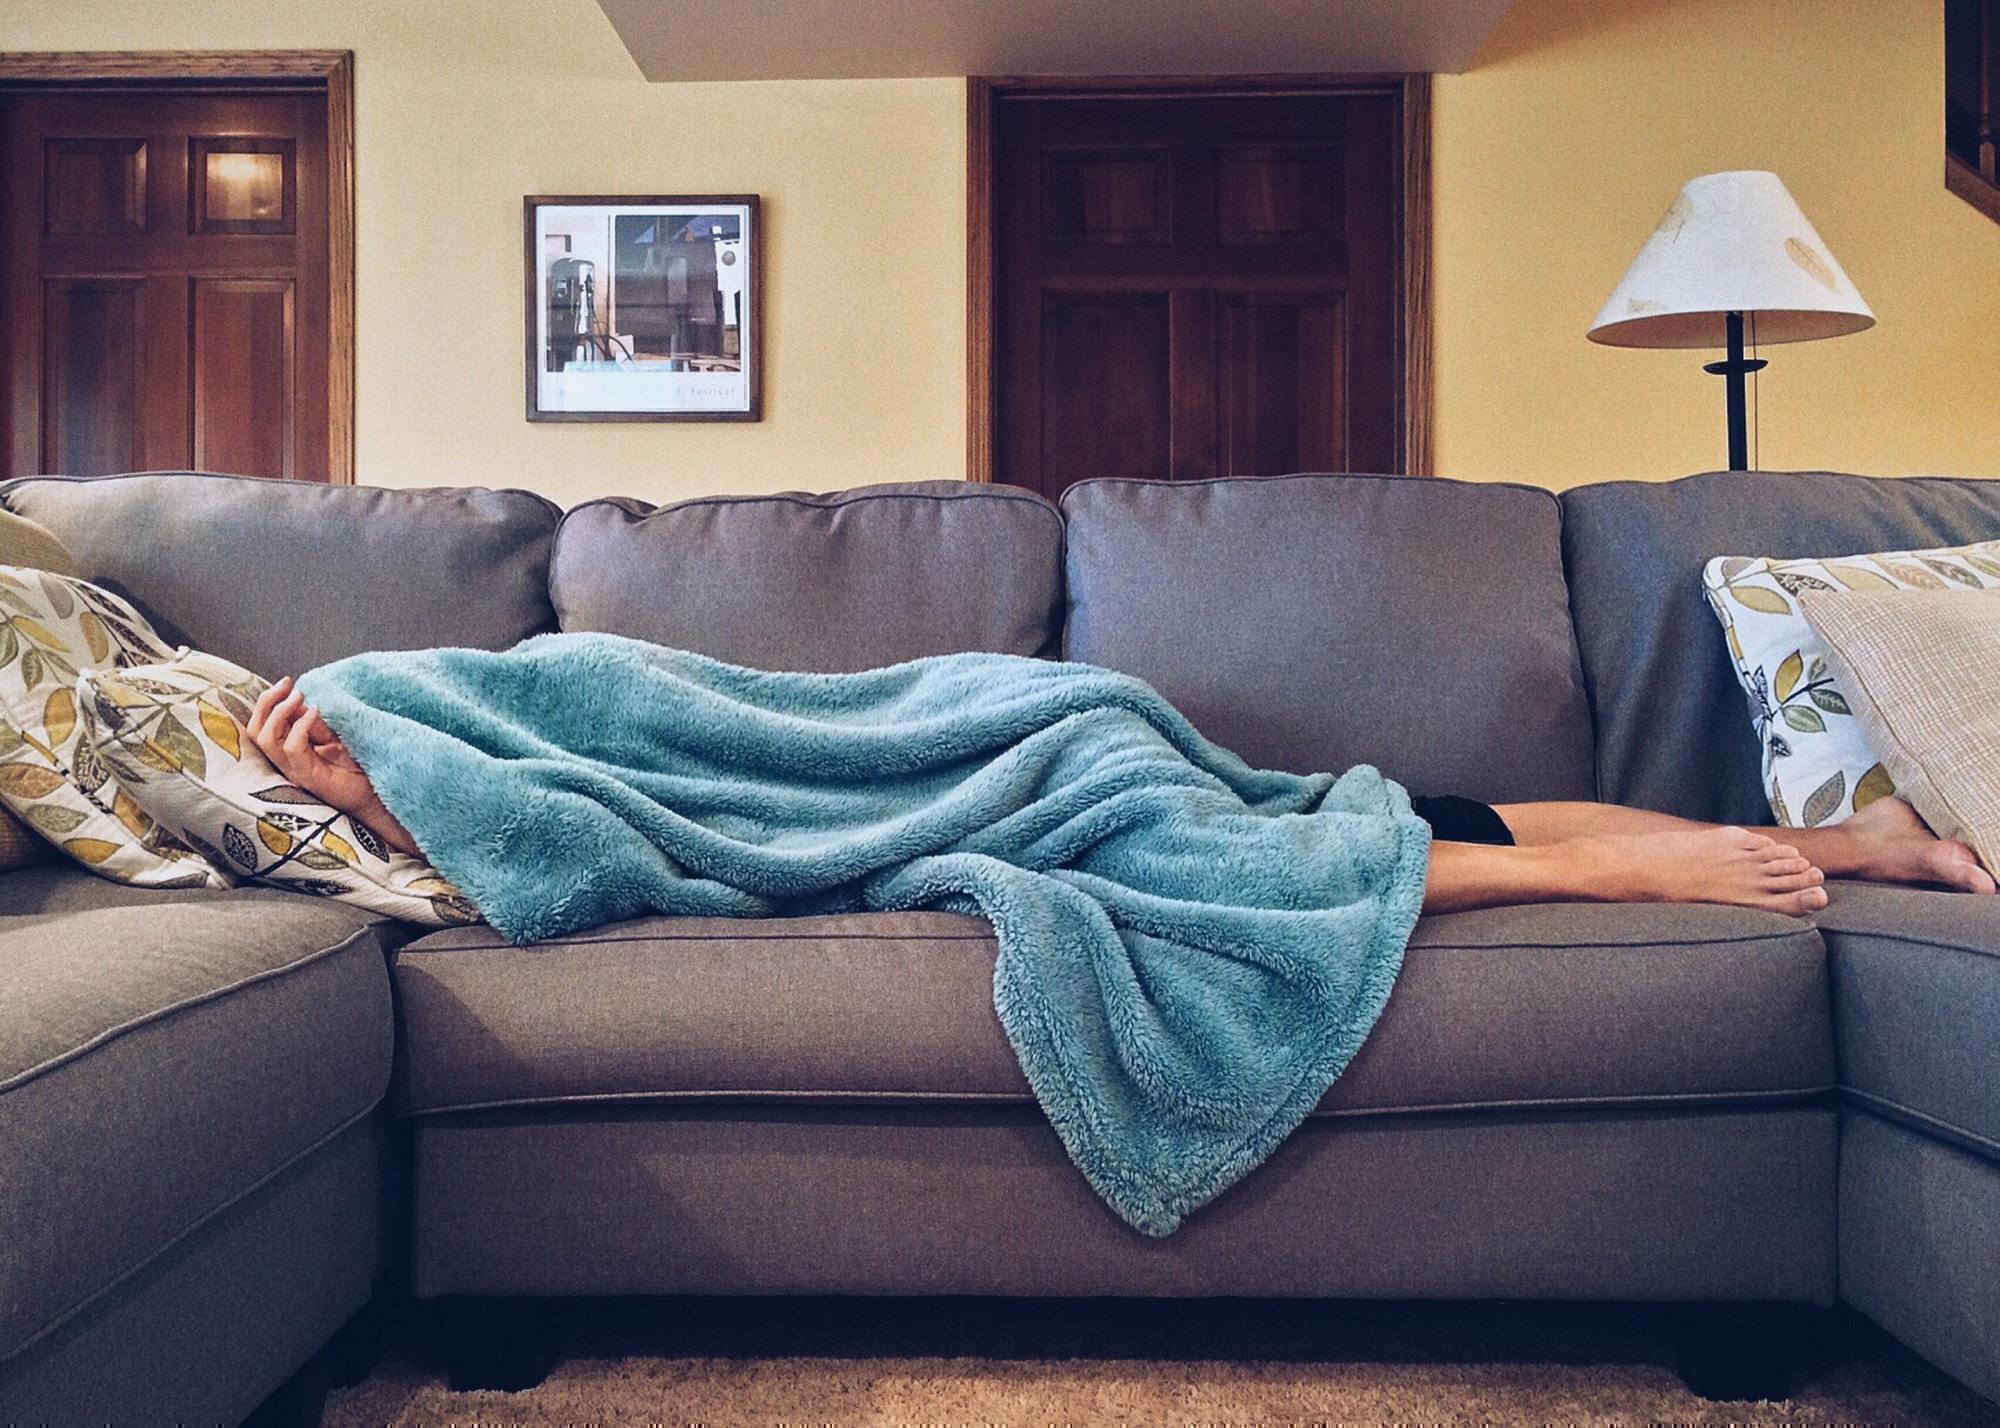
246, 677, 382, 821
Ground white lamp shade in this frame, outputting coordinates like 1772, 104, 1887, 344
1588, 170, 1874, 349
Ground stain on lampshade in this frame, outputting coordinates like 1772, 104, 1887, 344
1784, 236, 1839, 290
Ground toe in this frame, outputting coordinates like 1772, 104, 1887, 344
1777, 886, 1830, 915
1767, 870, 1823, 893
1762, 854, 1813, 876
1937, 846, 1998, 895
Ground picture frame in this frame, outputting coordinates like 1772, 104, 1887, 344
524, 194, 761, 422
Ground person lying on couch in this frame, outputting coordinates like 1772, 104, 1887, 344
206, 634, 1997, 1236
246, 658, 1995, 924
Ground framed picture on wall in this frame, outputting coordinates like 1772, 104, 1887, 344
524, 194, 760, 422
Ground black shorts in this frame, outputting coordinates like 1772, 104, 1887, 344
1409, 794, 1515, 846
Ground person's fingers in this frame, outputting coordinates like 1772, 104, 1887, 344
256, 691, 306, 762
248, 677, 291, 740
296, 709, 354, 768
283, 704, 317, 761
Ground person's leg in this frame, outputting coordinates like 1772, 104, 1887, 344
1491, 797, 1995, 894
1423, 827, 1829, 916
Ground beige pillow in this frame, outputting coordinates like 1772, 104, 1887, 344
1800, 588, 2000, 873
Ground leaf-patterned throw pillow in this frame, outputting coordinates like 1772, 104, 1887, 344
1703, 538, 2000, 827
78, 648, 481, 928
0, 564, 225, 887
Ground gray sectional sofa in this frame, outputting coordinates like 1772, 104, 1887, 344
0, 468, 1994, 1422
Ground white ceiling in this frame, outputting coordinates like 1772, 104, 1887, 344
594, 0, 1518, 81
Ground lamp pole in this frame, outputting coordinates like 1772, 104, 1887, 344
1702, 311, 1768, 472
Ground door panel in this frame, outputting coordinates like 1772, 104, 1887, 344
43, 278, 142, 475
1, 87, 330, 480
1042, 147, 1171, 244
44, 137, 148, 235
1215, 144, 1343, 246
194, 278, 295, 477
191, 136, 296, 235
993, 86, 1403, 499
1040, 292, 1172, 487
1220, 294, 1346, 476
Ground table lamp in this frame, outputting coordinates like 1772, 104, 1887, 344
1588, 170, 1874, 471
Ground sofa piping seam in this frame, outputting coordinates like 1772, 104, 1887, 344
1817, 924, 2000, 962
1839, 1088, 2000, 1160
398, 930, 1002, 955
396, 926, 1816, 958
567, 485, 1063, 530
0, 920, 385, 1096
398, 1081, 1836, 1122
0, 1104, 378, 1368
0, 469, 563, 520
1056, 470, 1565, 511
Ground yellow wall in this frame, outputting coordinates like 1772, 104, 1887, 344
1433, 0, 2000, 487
6, 0, 1996, 500
0, 0, 969, 507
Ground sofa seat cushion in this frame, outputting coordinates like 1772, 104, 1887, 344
391, 902, 1831, 1120
0, 867, 398, 1364
1818, 881, 2000, 1161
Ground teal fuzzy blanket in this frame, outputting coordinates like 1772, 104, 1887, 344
300, 635, 1431, 1235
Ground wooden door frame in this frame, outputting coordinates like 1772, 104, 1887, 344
0, 50, 357, 483
966, 72, 1432, 483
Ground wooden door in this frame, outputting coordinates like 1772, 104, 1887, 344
0, 88, 330, 480
990, 85, 1408, 500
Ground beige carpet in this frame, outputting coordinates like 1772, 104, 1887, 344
331, 1351, 1998, 1426
325, 1300, 2000, 1427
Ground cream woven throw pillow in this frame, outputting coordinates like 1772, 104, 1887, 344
1799, 588, 2000, 874
79, 648, 481, 927
1703, 538, 2000, 826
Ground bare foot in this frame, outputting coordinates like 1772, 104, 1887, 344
1571, 826, 1830, 915
1825, 797, 1996, 894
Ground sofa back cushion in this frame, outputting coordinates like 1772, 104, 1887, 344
0, 473, 560, 678
1061, 474, 1597, 802
1561, 470, 2000, 824
551, 482, 1065, 670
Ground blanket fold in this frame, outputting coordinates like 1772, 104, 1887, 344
300, 635, 1430, 1234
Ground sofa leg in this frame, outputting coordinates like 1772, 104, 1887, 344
1674, 1302, 1817, 1401
240, 1343, 332, 1428
436, 1295, 559, 1392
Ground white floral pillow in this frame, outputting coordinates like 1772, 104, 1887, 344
0, 564, 224, 887
1703, 538, 2000, 826
78, 649, 481, 927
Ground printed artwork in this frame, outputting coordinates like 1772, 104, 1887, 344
527, 196, 759, 422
